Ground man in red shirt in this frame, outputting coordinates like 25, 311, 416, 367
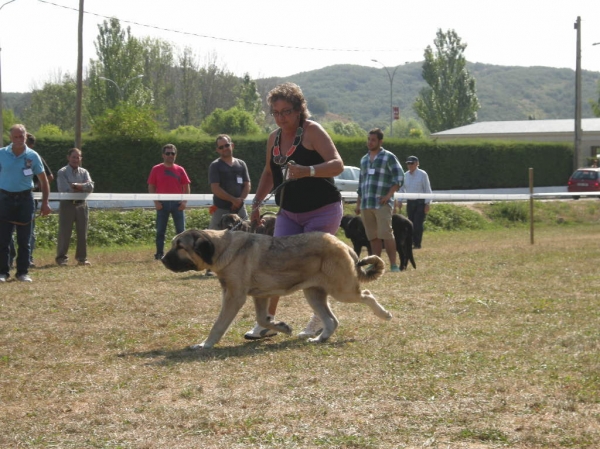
147, 144, 191, 260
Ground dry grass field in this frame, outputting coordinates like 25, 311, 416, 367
1, 224, 599, 448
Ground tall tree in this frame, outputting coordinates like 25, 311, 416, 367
236, 74, 261, 114
86, 18, 147, 117
198, 53, 240, 119
171, 47, 202, 128
413, 29, 480, 133
24, 75, 81, 133
591, 80, 600, 117
140, 37, 176, 127
236, 74, 264, 127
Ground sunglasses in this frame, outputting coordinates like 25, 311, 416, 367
270, 108, 294, 118
218, 143, 231, 150
164, 152, 176, 156
406, 162, 415, 165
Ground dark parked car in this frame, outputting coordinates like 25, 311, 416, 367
567, 168, 600, 199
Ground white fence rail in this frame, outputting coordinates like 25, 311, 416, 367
33, 190, 600, 206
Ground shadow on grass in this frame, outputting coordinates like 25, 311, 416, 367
118, 336, 355, 365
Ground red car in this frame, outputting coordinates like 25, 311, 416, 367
567, 168, 600, 199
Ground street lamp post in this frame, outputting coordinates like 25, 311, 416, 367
99, 74, 144, 102
0, 0, 17, 145
372, 59, 400, 137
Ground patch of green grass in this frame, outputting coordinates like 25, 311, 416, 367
483, 201, 530, 225
425, 203, 491, 231
458, 427, 510, 443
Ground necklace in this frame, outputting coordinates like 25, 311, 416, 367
273, 126, 303, 166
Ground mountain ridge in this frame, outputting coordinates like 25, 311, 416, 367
256, 62, 600, 131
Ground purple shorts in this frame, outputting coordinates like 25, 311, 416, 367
274, 201, 343, 237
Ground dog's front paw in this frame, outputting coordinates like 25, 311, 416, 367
273, 321, 293, 335
189, 342, 211, 350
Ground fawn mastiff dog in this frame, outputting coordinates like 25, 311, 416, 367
162, 229, 392, 349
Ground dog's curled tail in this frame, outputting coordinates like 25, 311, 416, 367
355, 255, 385, 283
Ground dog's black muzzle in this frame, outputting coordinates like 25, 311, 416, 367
161, 251, 199, 273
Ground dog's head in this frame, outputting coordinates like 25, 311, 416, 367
219, 213, 242, 231
340, 214, 354, 231
253, 216, 276, 236
340, 214, 365, 239
162, 229, 216, 273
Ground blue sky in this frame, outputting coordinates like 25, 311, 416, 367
2, 0, 599, 92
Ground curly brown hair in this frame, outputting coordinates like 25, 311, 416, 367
267, 82, 311, 122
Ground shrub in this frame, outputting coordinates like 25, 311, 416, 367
201, 107, 261, 136
483, 201, 529, 225
37, 124, 64, 137
34, 208, 212, 249
92, 104, 160, 139
169, 125, 208, 138
425, 203, 490, 231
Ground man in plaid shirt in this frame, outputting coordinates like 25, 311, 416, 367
355, 128, 404, 272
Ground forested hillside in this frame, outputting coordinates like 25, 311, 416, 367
5, 63, 600, 132
257, 62, 600, 130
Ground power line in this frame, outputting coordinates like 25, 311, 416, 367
37, 0, 394, 53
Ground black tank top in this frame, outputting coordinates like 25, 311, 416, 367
270, 128, 341, 213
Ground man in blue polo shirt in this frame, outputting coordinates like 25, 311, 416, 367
0, 124, 52, 283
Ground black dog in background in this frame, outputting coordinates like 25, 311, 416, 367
340, 215, 371, 256
339, 214, 416, 271
391, 214, 416, 271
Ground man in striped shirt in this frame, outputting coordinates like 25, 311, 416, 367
355, 128, 404, 272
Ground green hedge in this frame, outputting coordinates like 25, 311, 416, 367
33, 136, 573, 193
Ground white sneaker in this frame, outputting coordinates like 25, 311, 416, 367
0, 273, 7, 283
17, 274, 32, 282
244, 316, 277, 340
297, 314, 323, 338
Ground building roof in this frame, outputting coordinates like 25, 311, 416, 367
432, 118, 600, 136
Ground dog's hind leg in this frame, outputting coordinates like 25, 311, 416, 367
253, 297, 292, 336
396, 237, 407, 271
359, 290, 393, 320
333, 289, 392, 321
406, 240, 416, 269
303, 287, 338, 343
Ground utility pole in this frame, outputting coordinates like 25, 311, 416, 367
574, 16, 582, 169
0, 0, 17, 146
75, 0, 84, 149
372, 59, 400, 137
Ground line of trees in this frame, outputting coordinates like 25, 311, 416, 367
8, 21, 495, 141
21, 18, 265, 139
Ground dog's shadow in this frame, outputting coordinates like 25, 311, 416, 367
119, 337, 354, 365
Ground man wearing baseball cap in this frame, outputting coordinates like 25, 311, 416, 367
398, 156, 432, 249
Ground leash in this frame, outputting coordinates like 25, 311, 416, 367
229, 219, 248, 232
1, 212, 42, 226
253, 163, 297, 210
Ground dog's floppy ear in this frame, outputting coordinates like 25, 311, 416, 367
194, 232, 215, 265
